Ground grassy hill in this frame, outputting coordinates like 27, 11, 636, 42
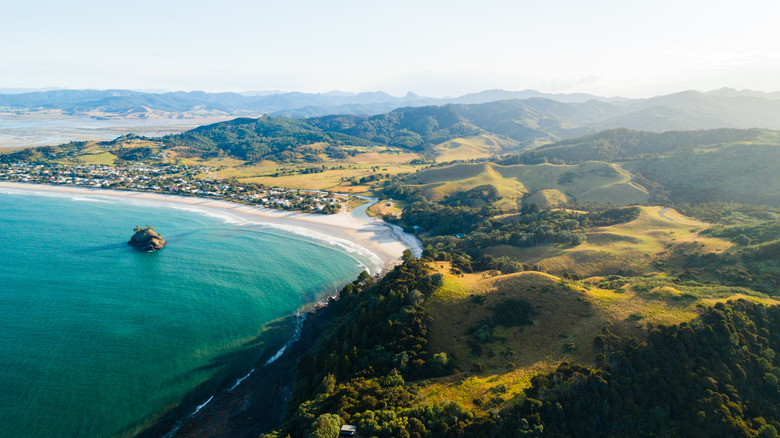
510, 128, 765, 164
411, 206, 777, 415
266, 203, 780, 437
504, 128, 780, 207
418, 260, 779, 416
432, 134, 517, 162
400, 161, 649, 209
494, 206, 728, 277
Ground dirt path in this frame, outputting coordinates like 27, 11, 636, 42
659, 207, 677, 223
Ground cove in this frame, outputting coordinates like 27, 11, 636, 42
0, 189, 374, 437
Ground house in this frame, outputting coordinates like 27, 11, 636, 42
339, 424, 357, 437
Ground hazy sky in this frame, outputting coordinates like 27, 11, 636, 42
1, 0, 779, 97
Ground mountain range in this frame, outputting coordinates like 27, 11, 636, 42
3, 88, 780, 144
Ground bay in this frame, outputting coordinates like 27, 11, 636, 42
0, 189, 369, 437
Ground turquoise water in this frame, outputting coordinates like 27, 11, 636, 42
0, 189, 370, 437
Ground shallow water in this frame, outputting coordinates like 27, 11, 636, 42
0, 115, 231, 148
0, 189, 370, 437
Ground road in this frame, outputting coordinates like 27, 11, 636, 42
659, 207, 677, 223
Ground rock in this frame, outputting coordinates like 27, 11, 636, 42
128, 225, 166, 252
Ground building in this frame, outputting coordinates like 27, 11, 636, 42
339, 424, 357, 437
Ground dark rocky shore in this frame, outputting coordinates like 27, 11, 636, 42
164, 304, 335, 437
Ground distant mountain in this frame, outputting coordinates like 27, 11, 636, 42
156, 90, 780, 163
448, 98, 623, 145
4, 88, 780, 145
0, 89, 438, 117
0, 87, 66, 94
705, 87, 780, 100
604, 91, 780, 129
445, 89, 620, 104
442, 92, 780, 145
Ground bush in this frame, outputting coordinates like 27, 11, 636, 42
492, 299, 534, 327
430, 352, 454, 376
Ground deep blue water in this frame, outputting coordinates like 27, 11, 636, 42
0, 189, 370, 437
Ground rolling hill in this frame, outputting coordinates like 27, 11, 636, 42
504, 128, 780, 206
399, 161, 649, 209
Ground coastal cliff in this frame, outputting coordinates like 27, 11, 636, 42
128, 226, 166, 252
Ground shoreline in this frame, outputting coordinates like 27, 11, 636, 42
160, 304, 337, 438
0, 181, 420, 436
0, 182, 422, 276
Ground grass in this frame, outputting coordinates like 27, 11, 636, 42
522, 189, 568, 208
532, 206, 732, 278
404, 163, 526, 210
417, 231, 779, 412
402, 161, 649, 210
164, 144, 421, 192
205, 162, 420, 191
481, 207, 727, 279
433, 134, 512, 163
367, 199, 406, 218
345, 196, 369, 211
421, 266, 601, 410
496, 161, 649, 205
624, 140, 780, 206
348, 150, 419, 165
77, 151, 117, 165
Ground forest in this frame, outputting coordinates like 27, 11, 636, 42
260, 168, 780, 437
157, 106, 482, 162
265, 265, 780, 437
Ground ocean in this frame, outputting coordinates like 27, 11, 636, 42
0, 188, 373, 437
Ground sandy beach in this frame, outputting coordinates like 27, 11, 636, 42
0, 181, 423, 436
0, 182, 421, 275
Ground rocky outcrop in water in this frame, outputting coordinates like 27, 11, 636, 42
128, 226, 166, 252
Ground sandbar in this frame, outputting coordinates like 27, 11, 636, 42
0, 182, 421, 275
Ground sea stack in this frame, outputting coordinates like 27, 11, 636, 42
128, 225, 166, 252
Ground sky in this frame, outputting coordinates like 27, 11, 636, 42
1, 0, 779, 98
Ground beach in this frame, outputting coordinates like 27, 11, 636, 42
0, 182, 422, 275
0, 181, 421, 436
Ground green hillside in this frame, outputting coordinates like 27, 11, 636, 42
503, 128, 780, 206
432, 134, 518, 162
309, 105, 483, 150
161, 116, 374, 162
399, 161, 648, 209
156, 106, 483, 162
507, 128, 767, 164
265, 227, 780, 438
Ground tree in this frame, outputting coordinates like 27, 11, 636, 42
734, 234, 751, 245
430, 352, 453, 376
308, 413, 342, 438
759, 425, 779, 438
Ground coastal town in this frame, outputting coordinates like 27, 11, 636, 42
0, 161, 347, 213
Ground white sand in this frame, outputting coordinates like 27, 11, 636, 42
0, 182, 422, 275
